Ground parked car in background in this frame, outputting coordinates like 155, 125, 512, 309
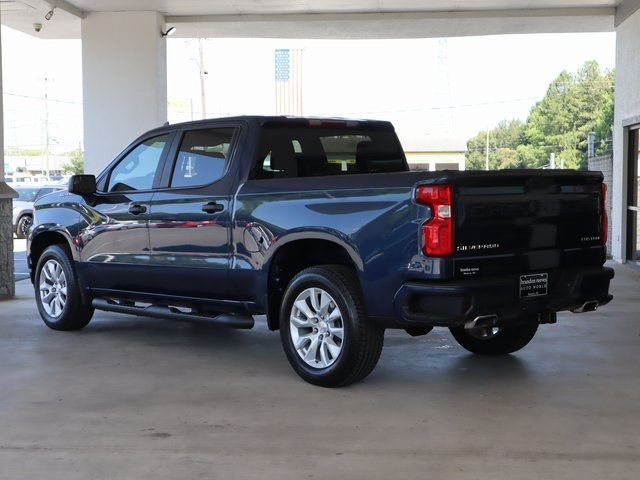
12, 185, 65, 239
50, 175, 72, 185
6, 174, 57, 186
27, 116, 613, 387
6, 175, 34, 185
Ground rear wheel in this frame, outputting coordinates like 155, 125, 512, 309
279, 265, 384, 387
35, 245, 94, 331
449, 321, 538, 355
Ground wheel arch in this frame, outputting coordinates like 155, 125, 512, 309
29, 229, 76, 283
264, 234, 364, 331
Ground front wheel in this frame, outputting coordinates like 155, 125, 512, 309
15, 215, 32, 239
279, 265, 384, 387
35, 245, 94, 331
449, 321, 538, 355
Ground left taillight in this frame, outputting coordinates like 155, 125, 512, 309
600, 182, 608, 246
415, 184, 453, 256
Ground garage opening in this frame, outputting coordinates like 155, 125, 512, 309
627, 124, 640, 264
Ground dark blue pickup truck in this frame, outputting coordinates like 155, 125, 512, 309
27, 116, 613, 386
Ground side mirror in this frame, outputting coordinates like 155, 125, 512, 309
68, 175, 97, 195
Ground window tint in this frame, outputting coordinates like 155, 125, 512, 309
170, 128, 234, 188
107, 134, 170, 192
253, 126, 407, 179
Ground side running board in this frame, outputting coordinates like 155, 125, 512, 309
92, 298, 255, 329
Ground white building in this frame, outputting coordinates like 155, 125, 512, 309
403, 137, 466, 171
4, 155, 69, 177
1, 0, 639, 297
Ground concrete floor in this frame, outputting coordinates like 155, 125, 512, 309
0, 264, 639, 479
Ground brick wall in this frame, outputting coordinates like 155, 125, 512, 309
588, 154, 613, 257
0, 198, 15, 297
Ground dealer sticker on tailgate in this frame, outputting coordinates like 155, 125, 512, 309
519, 273, 548, 298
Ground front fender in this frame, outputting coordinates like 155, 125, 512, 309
29, 224, 79, 261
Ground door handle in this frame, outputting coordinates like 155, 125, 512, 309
128, 204, 147, 215
202, 202, 224, 214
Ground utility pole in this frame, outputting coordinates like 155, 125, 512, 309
44, 76, 50, 178
485, 127, 490, 171
587, 131, 596, 159
198, 39, 207, 119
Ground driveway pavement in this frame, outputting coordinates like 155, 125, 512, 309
14, 238, 29, 282
1, 262, 639, 479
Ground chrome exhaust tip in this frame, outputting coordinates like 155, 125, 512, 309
571, 301, 599, 313
465, 314, 499, 330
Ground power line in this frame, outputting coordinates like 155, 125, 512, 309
2, 92, 82, 105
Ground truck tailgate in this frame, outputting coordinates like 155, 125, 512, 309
451, 170, 606, 278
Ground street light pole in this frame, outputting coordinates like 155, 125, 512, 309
190, 39, 208, 119
485, 127, 490, 171
44, 76, 50, 178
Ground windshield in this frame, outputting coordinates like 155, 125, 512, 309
253, 125, 408, 179
15, 188, 40, 202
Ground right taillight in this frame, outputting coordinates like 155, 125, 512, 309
415, 184, 453, 256
600, 182, 608, 246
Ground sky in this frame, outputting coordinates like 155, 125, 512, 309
2, 25, 616, 157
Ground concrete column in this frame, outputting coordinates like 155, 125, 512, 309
612, 6, 640, 261
82, 11, 168, 174
0, 27, 18, 298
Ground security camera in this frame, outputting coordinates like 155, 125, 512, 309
34, 23, 43, 33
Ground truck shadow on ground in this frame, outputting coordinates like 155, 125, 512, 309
69, 313, 536, 388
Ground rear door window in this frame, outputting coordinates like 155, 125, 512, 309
170, 128, 235, 188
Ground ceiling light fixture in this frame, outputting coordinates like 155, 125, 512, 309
45, 6, 56, 21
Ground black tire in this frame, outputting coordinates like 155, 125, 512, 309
449, 322, 538, 355
34, 245, 94, 331
15, 215, 32, 239
279, 265, 384, 387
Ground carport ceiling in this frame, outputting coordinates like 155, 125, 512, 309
1, 0, 634, 39
61, 1, 623, 15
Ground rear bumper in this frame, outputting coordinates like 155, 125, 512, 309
393, 266, 614, 328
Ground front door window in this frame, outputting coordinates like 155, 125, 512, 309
107, 134, 171, 192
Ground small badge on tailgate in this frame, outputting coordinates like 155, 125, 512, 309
519, 273, 548, 298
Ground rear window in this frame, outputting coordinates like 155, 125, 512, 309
252, 126, 408, 179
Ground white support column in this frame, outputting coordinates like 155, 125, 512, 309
612, 5, 640, 261
82, 11, 168, 174
0, 27, 18, 298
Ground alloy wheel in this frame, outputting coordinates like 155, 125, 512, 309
20, 217, 33, 237
289, 287, 345, 368
39, 259, 68, 318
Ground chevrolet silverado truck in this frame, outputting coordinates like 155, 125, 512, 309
27, 116, 614, 387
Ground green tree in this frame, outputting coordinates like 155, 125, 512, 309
466, 119, 526, 170
526, 61, 614, 169
63, 149, 85, 174
5, 147, 46, 156
466, 61, 614, 170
